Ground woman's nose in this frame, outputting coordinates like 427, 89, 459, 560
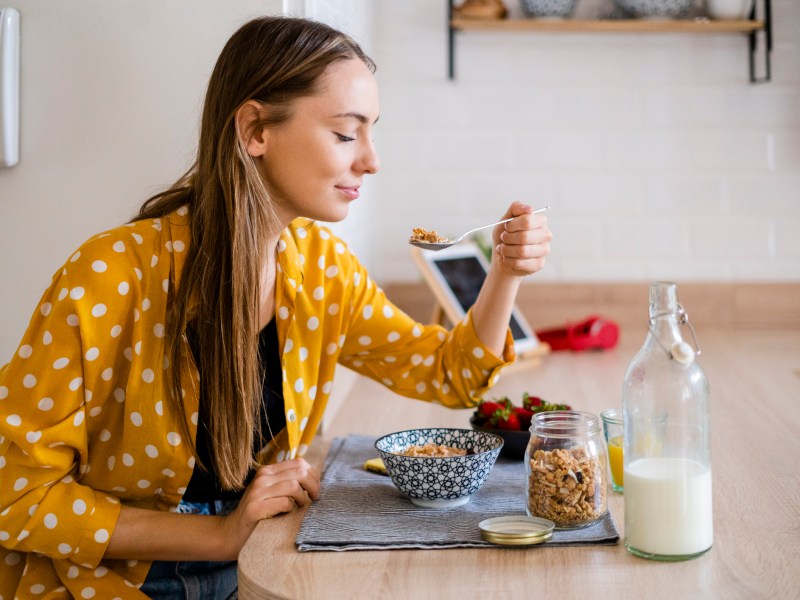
359, 140, 380, 175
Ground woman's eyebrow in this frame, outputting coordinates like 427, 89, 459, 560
332, 112, 380, 125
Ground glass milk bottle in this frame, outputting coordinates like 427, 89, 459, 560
622, 282, 712, 561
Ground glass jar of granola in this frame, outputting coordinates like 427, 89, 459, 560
525, 411, 608, 529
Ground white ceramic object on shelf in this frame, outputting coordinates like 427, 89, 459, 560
612, 0, 694, 18
706, 0, 753, 19
520, 0, 578, 18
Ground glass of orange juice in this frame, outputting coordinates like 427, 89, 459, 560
600, 409, 624, 494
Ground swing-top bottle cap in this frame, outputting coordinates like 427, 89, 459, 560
671, 341, 695, 364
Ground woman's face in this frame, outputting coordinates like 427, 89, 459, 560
259, 58, 381, 225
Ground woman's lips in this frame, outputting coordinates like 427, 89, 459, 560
335, 186, 360, 200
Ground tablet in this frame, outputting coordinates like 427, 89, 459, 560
411, 243, 541, 357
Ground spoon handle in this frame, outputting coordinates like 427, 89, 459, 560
460, 217, 514, 239
461, 206, 550, 239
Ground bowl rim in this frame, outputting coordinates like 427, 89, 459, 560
374, 427, 504, 458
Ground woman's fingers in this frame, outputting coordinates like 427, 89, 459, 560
494, 203, 532, 243
500, 227, 550, 248
489, 203, 551, 276
242, 479, 310, 521
495, 203, 549, 241
259, 496, 298, 518
252, 458, 321, 499
219, 457, 322, 555
235, 468, 319, 524
498, 235, 550, 259
504, 210, 548, 235
258, 478, 312, 506
254, 456, 314, 476
499, 217, 550, 255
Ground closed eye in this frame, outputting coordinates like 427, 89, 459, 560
334, 132, 356, 142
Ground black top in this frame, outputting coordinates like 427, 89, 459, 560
182, 319, 285, 502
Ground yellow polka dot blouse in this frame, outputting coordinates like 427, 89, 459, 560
0, 207, 513, 597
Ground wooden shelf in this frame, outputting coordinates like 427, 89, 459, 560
446, 0, 773, 82
451, 17, 764, 34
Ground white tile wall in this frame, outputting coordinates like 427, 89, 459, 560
1, 0, 797, 358
298, 0, 377, 264
0, 0, 286, 357
365, 0, 800, 283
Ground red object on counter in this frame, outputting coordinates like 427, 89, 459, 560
536, 315, 620, 352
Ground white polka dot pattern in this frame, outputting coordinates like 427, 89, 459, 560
0, 210, 205, 596
0, 210, 511, 598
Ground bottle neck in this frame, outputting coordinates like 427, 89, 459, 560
647, 282, 684, 346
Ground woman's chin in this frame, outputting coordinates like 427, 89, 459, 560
316, 205, 350, 223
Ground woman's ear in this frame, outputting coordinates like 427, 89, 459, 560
236, 100, 268, 158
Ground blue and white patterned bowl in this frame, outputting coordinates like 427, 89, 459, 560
375, 428, 503, 508
612, 0, 694, 18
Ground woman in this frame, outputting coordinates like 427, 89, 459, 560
0, 16, 551, 599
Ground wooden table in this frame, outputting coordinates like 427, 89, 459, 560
238, 328, 800, 599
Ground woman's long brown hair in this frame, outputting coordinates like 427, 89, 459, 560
134, 17, 375, 490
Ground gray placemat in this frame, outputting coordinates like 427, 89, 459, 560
296, 434, 619, 552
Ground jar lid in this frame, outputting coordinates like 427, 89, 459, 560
478, 515, 555, 546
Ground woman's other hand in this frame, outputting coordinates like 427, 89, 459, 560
491, 201, 552, 278
105, 458, 320, 562
220, 458, 320, 558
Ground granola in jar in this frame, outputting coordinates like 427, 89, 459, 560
525, 411, 608, 529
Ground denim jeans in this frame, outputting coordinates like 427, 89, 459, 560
140, 559, 237, 600
139, 500, 239, 600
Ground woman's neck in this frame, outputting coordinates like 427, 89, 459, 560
258, 237, 281, 330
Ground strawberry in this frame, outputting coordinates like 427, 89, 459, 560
474, 394, 573, 431
512, 406, 534, 430
491, 407, 521, 431
522, 392, 572, 414
473, 398, 510, 425
537, 401, 572, 413
477, 401, 505, 418
523, 393, 543, 410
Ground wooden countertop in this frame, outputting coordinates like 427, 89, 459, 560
238, 328, 800, 599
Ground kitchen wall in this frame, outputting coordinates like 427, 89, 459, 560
368, 0, 800, 283
0, 0, 373, 359
292, 0, 376, 261
1, 0, 798, 358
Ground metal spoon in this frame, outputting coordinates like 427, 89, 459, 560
408, 206, 550, 251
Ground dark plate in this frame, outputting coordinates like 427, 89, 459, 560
469, 416, 530, 461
